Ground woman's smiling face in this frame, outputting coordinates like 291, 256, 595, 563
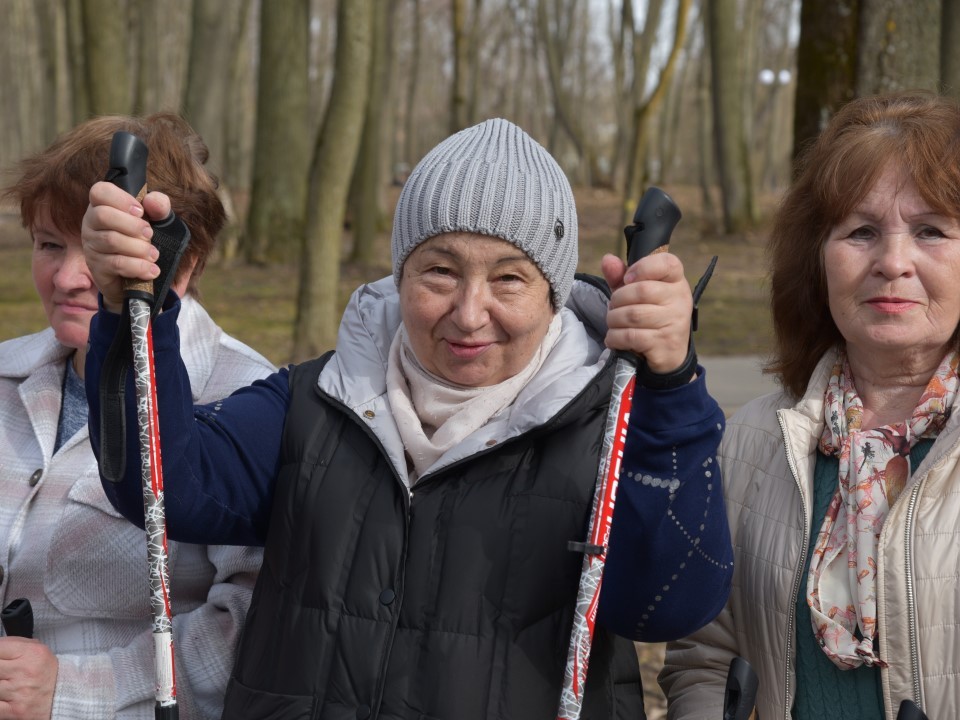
824, 164, 960, 368
399, 232, 555, 387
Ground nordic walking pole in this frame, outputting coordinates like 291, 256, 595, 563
723, 657, 759, 720
105, 131, 179, 720
557, 187, 682, 720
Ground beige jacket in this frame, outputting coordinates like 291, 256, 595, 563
660, 348, 960, 720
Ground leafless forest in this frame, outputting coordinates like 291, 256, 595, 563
1, 0, 956, 356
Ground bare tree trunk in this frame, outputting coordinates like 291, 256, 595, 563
33, 0, 71, 145
857, 0, 941, 95
385, 0, 403, 186
754, 10, 794, 190
134, 0, 159, 113
739, 0, 762, 179
537, 0, 595, 181
349, 0, 391, 264
294, 0, 373, 359
218, 0, 256, 263
66, 0, 90, 123
82, 0, 134, 115
761, 78, 792, 190
2, 0, 41, 165
626, 0, 663, 155
0, 8, 16, 168
658, 21, 697, 185
606, 0, 629, 187
403, 0, 422, 167
574, 0, 590, 183
466, 0, 484, 124
707, 0, 753, 233
183, 0, 247, 176
508, 1, 530, 123
943, 0, 960, 98
243, 0, 311, 264
450, 0, 469, 132
608, 0, 664, 192
623, 0, 691, 227
793, 0, 859, 159
697, 20, 717, 232
309, 0, 338, 130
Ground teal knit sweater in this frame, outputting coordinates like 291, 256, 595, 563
791, 441, 933, 719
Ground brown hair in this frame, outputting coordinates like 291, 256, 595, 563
767, 91, 960, 398
4, 112, 225, 298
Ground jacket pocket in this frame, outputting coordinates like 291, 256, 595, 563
44, 469, 166, 619
221, 676, 316, 720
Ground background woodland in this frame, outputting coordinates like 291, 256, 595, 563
1, 0, 957, 361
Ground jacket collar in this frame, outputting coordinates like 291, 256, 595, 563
317, 274, 613, 480
0, 328, 71, 380
176, 295, 222, 399
320, 275, 611, 406
0, 294, 219, 392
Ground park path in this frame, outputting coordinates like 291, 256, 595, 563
700, 354, 779, 416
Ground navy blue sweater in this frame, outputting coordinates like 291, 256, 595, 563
86, 296, 732, 642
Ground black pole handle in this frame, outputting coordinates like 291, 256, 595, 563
105, 132, 149, 201
897, 700, 929, 720
723, 656, 758, 720
1, 598, 33, 639
624, 186, 682, 265
106, 132, 154, 300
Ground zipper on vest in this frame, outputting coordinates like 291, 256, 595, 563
902, 477, 924, 708
317, 391, 412, 718
877, 452, 934, 711
777, 410, 811, 720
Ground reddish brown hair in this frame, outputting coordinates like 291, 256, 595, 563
4, 112, 225, 298
767, 91, 960, 398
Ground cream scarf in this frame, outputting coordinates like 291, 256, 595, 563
808, 349, 959, 669
385, 314, 562, 481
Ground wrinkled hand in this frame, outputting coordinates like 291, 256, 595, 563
81, 181, 171, 313
0, 638, 57, 719
601, 252, 693, 373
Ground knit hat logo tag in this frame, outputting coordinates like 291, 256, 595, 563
554, 219, 564, 240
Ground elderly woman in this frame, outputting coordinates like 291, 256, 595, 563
660, 91, 960, 720
0, 113, 272, 718
81, 118, 732, 719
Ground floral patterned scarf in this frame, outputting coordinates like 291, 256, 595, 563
809, 350, 959, 669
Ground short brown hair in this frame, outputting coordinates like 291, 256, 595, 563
767, 91, 960, 398
4, 112, 225, 298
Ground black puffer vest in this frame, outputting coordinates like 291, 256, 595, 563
222, 353, 644, 720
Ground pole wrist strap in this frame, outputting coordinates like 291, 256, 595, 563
98, 213, 191, 483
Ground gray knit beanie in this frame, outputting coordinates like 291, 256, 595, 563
392, 118, 578, 310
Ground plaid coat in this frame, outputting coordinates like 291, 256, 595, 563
0, 296, 274, 719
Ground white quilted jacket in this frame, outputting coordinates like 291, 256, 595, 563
660, 348, 960, 720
